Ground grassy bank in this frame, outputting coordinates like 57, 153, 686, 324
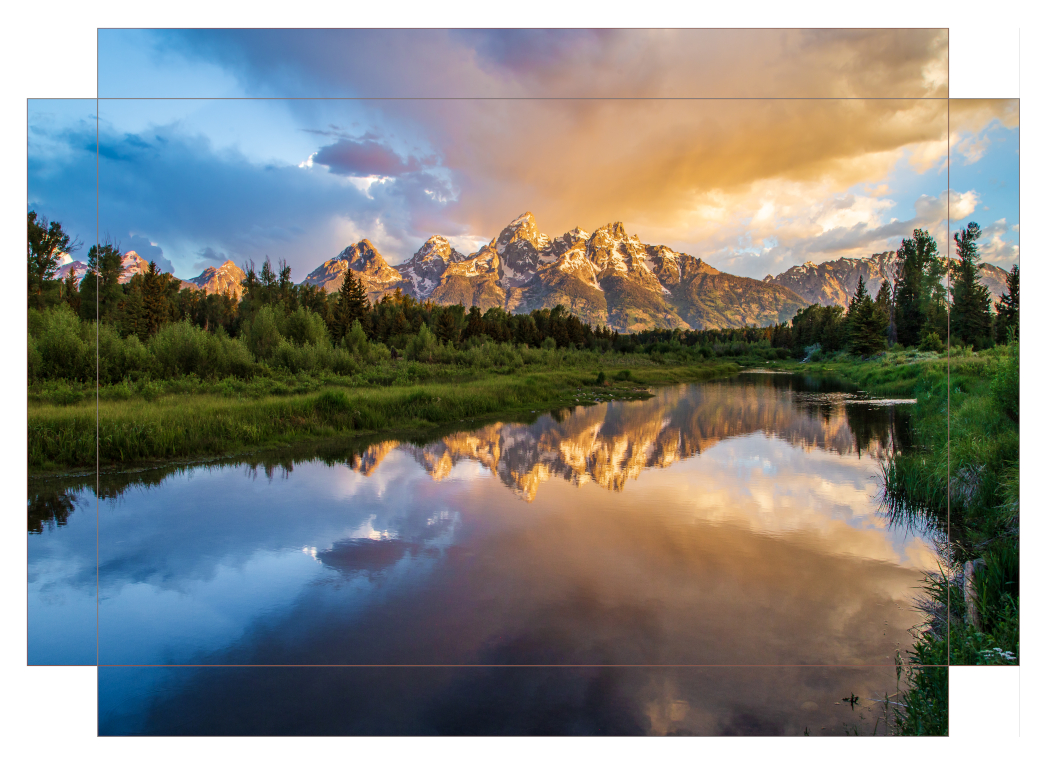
28, 362, 738, 473
784, 344, 1019, 735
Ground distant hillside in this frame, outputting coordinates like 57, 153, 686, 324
767, 251, 1012, 307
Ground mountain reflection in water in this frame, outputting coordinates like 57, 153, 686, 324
28, 373, 931, 735
347, 375, 911, 500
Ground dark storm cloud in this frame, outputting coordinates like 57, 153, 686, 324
29, 119, 434, 277
312, 137, 435, 178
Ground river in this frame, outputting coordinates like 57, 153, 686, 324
28, 372, 933, 735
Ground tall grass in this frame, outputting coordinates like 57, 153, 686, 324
804, 343, 1019, 734
28, 364, 738, 470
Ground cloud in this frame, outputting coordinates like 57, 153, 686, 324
28, 117, 441, 278
313, 137, 435, 177
977, 218, 1020, 265
124, 234, 174, 273
156, 29, 948, 99
950, 99, 1020, 134
46, 32, 1016, 283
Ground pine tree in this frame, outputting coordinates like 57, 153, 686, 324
893, 229, 939, 347
949, 222, 993, 349
62, 269, 81, 315
118, 277, 147, 339
874, 279, 894, 345
846, 276, 887, 356
143, 261, 170, 336
79, 242, 125, 322
847, 275, 868, 318
333, 268, 370, 342
995, 264, 1019, 343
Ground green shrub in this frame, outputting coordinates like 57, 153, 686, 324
246, 306, 283, 361
919, 332, 944, 353
282, 307, 329, 347
405, 324, 437, 361
32, 305, 93, 381
990, 342, 1018, 422
149, 321, 210, 378
27, 333, 41, 381
341, 319, 369, 357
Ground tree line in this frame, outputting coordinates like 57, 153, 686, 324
28, 212, 1018, 372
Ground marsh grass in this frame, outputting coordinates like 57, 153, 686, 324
791, 345, 1018, 735
28, 363, 738, 471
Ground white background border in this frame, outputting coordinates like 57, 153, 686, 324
1, 2, 1036, 761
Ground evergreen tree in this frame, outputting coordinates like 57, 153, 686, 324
333, 268, 370, 341
846, 276, 887, 356
142, 260, 172, 336
874, 279, 894, 345
893, 229, 939, 346
62, 270, 81, 315
118, 276, 148, 339
995, 264, 1019, 343
847, 275, 868, 318
79, 242, 125, 322
949, 222, 993, 349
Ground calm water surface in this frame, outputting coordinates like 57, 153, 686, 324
28, 373, 933, 735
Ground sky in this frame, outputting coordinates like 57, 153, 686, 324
26, 29, 1019, 281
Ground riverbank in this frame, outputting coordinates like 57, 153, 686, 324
771, 344, 1019, 735
28, 361, 740, 474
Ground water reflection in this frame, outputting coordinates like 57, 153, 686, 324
345, 376, 912, 500
28, 373, 931, 734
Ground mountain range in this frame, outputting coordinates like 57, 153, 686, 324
766, 251, 1010, 309
298, 213, 807, 331
56, 214, 1014, 331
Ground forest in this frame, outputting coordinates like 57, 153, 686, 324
27, 213, 1018, 392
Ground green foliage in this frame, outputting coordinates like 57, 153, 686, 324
333, 268, 371, 341
919, 332, 943, 353
995, 264, 1019, 344
990, 341, 1018, 422
28, 211, 78, 309
28, 304, 94, 382
79, 241, 125, 323
405, 323, 437, 361
893, 229, 939, 347
790, 304, 846, 353
29, 363, 739, 469
283, 306, 329, 347
342, 319, 369, 356
950, 222, 994, 349
847, 276, 888, 356
245, 306, 283, 361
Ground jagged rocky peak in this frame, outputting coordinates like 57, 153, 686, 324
400, 235, 467, 297
119, 251, 151, 283
338, 239, 384, 267
412, 235, 462, 265
189, 260, 246, 298
497, 211, 550, 251
493, 212, 551, 287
